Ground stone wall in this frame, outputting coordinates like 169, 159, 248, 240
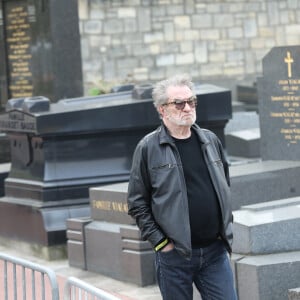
78, 0, 300, 95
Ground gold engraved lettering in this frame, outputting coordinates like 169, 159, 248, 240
289, 79, 300, 85
92, 200, 128, 213
9, 85, 33, 91
111, 202, 128, 213
278, 80, 288, 85
11, 92, 32, 97
274, 74, 300, 145
5, 3, 34, 98
92, 200, 111, 211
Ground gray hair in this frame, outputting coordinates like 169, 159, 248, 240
152, 74, 195, 110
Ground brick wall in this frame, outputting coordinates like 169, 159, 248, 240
78, 0, 300, 95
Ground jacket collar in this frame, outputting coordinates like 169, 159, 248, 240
158, 122, 174, 145
158, 122, 210, 145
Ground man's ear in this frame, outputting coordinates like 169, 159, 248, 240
158, 105, 164, 117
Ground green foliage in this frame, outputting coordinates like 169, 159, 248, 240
88, 80, 113, 96
87, 74, 135, 96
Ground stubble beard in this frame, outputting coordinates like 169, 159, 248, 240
166, 113, 196, 127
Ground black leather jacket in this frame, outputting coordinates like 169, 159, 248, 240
127, 123, 233, 259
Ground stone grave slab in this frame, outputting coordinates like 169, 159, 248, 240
232, 197, 300, 254
233, 197, 300, 299
236, 251, 300, 300
229, 160, 300, 210
225, 111, 260, 134
257, 46, 300, 161
225, 128, 260, 158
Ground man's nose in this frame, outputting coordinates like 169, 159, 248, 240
183, 102, 192, 110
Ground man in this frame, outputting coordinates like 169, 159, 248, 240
127, 74, 237, 300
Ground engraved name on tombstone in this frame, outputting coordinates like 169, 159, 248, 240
257, 46, 300, 160
0, 0, 83, 108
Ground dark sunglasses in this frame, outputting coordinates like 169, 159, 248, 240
162, 96, 197, 110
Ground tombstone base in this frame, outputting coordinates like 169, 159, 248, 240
67, 217, 92, 270
85, 221, 155, 287
0, 197, 90, 251
232, 197, 300, 254
230, 160, 300, 210
236, 251, 300, 300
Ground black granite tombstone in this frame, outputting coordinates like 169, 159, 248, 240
257, 46, 300, 160
0, 0, 83, 109
0, 84, 231, 258
194, 84, 231, 147
0, 92, 159, 254
236, 82, 258, 111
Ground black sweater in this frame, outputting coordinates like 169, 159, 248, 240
174, 130, 221, 247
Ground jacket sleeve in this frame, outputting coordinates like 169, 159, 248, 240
216, 137, 234, 223
127, 139, 166, 248
217, 138, 231, 187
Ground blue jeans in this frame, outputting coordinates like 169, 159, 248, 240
155, 239, 237, 300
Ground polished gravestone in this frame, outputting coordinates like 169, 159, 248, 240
0, 0, 83, 107
233, 197, 300, 254
225, 128, 260, 158
236, 82, 258, 111
225, 111, 260, 159
230, 160, 300, 210
257, 46, 300, 161
0, 83, 231, 259
232, 198, 300, 300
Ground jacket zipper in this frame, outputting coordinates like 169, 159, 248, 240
169, 142, 192, 258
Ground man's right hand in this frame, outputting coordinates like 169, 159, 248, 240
161, 241, 175, 252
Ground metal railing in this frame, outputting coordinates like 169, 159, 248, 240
0, 252, 123, 300
64, 276, 122, 300
0, 252, 59, 300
